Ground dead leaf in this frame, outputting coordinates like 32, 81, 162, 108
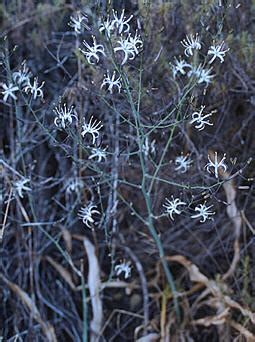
61, 226, 72, 254
168, 255, 255, 327
209, 150, 242, 280
1, 274, 57, 342
168, 255, 209, 285
228, 320, 255, 341
84, 238, 103, 342
224, 295, 255, 324
222, 175, 242, 280
192, 308, 230, 326
136, 333, 160, 342
46, 256, 76, 290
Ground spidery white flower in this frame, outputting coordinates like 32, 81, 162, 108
115, 260, 132, 279
128, 31, 143, 55
89, 147, 107, 162
68, 11, 89, 34
171, 57, 191, 79
80, 36, 105, 65
205, 152, 227, 178
53, 103, 77, 129
114, 36, 136, 65
24, 77, 44, 100
191, 203, 215, 222
81, 116, 103, 144
181, 34, 201, 57
13, 178, 32, 198
112, 9, 133, 34
188, 64, 215, 85
175, 154, 192, 173
190, 105, 213, 130
197, 66, 215, 85
207, 41, 229, 64
1, 83, 19, 102
101, 70, 122, 94
13, 62, 31, 86
99, 16, 114, 37
163, 197, 186, 220
65, 177, 84, 195
78, 204, 100, 228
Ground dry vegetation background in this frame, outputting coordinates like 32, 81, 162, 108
1, 0, 255, 341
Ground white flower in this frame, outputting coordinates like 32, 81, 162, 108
13, 178, 32, 198
2, 83, 19, 102
191, 203, 215, 222
114, 36, 136, 65
101, 70, 122, 94
205, 152, 227, 179
175, 154, 192, 173
88, 147, 107, 162
65, 177, 84, 195
181, 34, 201, 57
99, 16, 114, 37
190, 105, 213, 130
81, 116, 103, 144
142, 137, 156, 157
13, 62, 31, 86
78, 204, 100, 228
68, 11, 89, 34
115, 260, 132, 279
53, 103, 77, 129
171, 57, 191, 78
80, 36, 105, 65
163, 197, 186, 220
112, 9, 133, 34
188, 64, 215, 85
197, 66, 215, 85
24, 77, 44, 100
207, 41, 229, 64
128, 31, 143, 55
